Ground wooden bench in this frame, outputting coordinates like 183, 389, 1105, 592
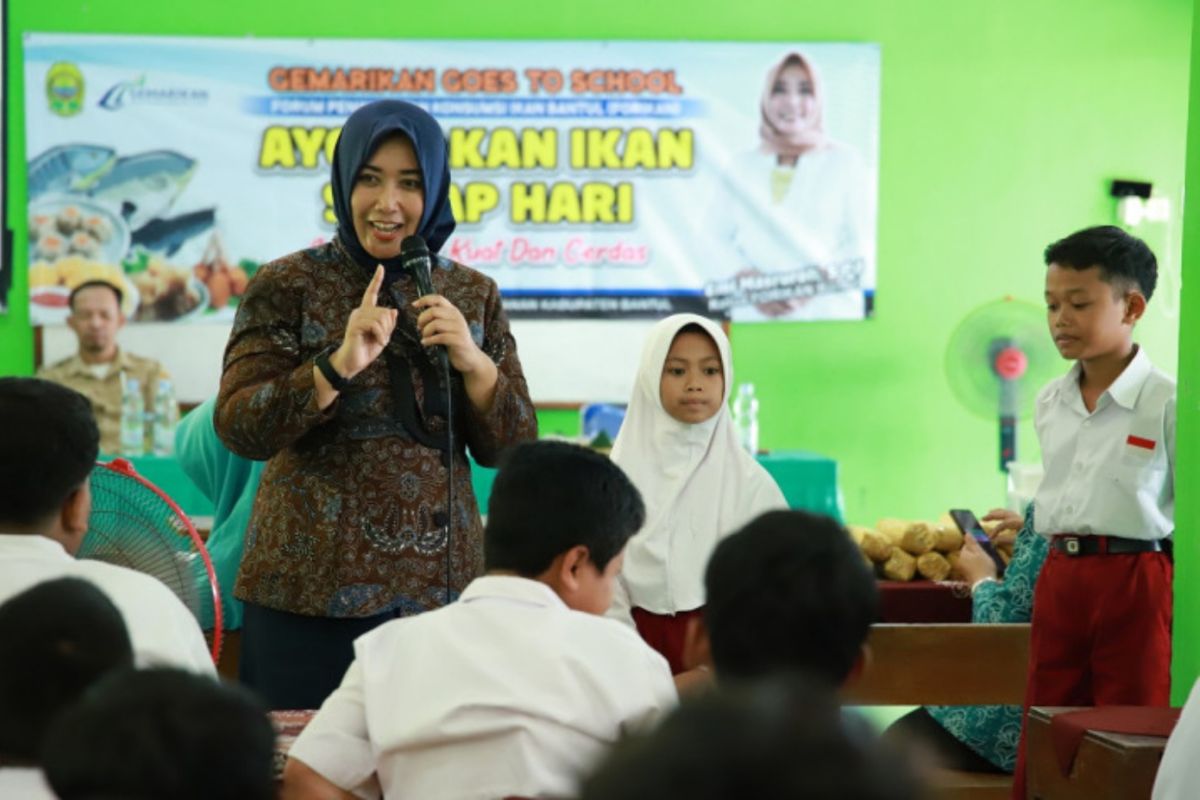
846, 623, 1032, 800
1025, 707, 1168, 800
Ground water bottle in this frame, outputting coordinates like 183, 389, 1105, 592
120, 376, 146, 456
732, 382, 760, 454
151, 378, 179, 456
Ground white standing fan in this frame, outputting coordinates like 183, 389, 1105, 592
944, 297, 1062, 471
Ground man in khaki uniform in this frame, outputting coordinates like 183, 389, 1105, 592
37, 280, 172, 455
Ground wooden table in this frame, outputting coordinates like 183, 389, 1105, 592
1025, 706, 1168, 800
848, 623, 1029, 706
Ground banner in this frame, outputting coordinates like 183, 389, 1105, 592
24, 36, 879, 324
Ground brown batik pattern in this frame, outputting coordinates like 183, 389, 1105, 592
216, 239, 536, 618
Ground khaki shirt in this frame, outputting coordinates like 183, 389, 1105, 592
38, 349, 173, 455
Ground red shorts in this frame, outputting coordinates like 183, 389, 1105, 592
1011, 548, 1173, 798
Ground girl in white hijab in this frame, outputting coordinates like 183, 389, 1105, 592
610, 314, 786, 673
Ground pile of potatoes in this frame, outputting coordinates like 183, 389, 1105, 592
848, 516, 1014, 582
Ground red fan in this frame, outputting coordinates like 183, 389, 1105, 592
79, 458, 223, 664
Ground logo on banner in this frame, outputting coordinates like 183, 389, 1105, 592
46, 62, 85, 117
98, 75, 209, 111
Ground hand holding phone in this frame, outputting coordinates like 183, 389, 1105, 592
949, 508, 1007, 579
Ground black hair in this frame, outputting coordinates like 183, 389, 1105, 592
0, 577, 133, 761
42, 666, 276, 800
580, 674, 919, 800
1043, 225, 1157, 300
0, 378, 99, 528
484, 440, 645, 576
704, 510, 878, 686
68, 279, 123, 312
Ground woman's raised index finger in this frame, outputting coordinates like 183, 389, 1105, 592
362, 264, 384, 307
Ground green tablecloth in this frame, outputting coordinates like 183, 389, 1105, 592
110, 449, 844, 522
471, 450, 842, 519
103, 454, 217, 517
756, 450, 844, 521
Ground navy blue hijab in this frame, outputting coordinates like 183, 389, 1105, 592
330, 100, 457, 276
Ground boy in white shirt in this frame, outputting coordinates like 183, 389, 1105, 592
1010, 226, 1174, 797
283, 441, 677, 800
0, 378, 214, 675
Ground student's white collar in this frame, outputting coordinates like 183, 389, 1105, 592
458, 574, 567, 609
1046, 345, 1152, 412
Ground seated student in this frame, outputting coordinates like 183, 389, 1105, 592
41, 666, 276, 800
283, 440, 677, 800
885, 504, 1048, 774
0, 378, 214, 674
579, 675, 920, 800
175, 396, 266, 631
0, 577, 134, 800
683, 509, 878, 689
37, 279, 174, 455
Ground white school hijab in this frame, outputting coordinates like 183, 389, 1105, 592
610, 314, 787, 620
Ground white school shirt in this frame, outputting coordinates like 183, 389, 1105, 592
0, 534, 215, 674
0, 767, 56, 799
289, 575, 676, 800
1032, 346, 1175, 540
1152, 677, 1200, 800
0, 767, 55, 800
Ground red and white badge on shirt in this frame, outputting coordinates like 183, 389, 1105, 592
1127, 434, 1157, 451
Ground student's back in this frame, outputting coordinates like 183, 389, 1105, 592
0, 378, 213, 674
341, 575, 673, 797
285, 441, 676, 800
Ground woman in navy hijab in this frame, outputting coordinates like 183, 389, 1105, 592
216, 100, 537, 709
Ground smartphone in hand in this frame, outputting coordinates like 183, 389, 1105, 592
949, 508, 1007, 578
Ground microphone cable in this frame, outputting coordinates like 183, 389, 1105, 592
399, 234, 456, 607
442, 353, 453, 607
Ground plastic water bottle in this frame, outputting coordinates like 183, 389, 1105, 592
151, 378, 179, 456
732, 382, 760, 454
120, 376, 146, 456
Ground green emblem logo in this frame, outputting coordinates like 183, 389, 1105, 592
46, 62, 85, 117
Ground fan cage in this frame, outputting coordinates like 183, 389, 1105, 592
80, 459, 223, 665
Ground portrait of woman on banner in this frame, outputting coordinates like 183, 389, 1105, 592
705, 51, 876, 323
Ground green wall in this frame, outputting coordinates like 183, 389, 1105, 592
1171, 0, 1200, 704
2, 0, 1191, 529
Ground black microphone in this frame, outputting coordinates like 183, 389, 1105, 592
400, 234, 450, 373
400, 234, 456, 606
